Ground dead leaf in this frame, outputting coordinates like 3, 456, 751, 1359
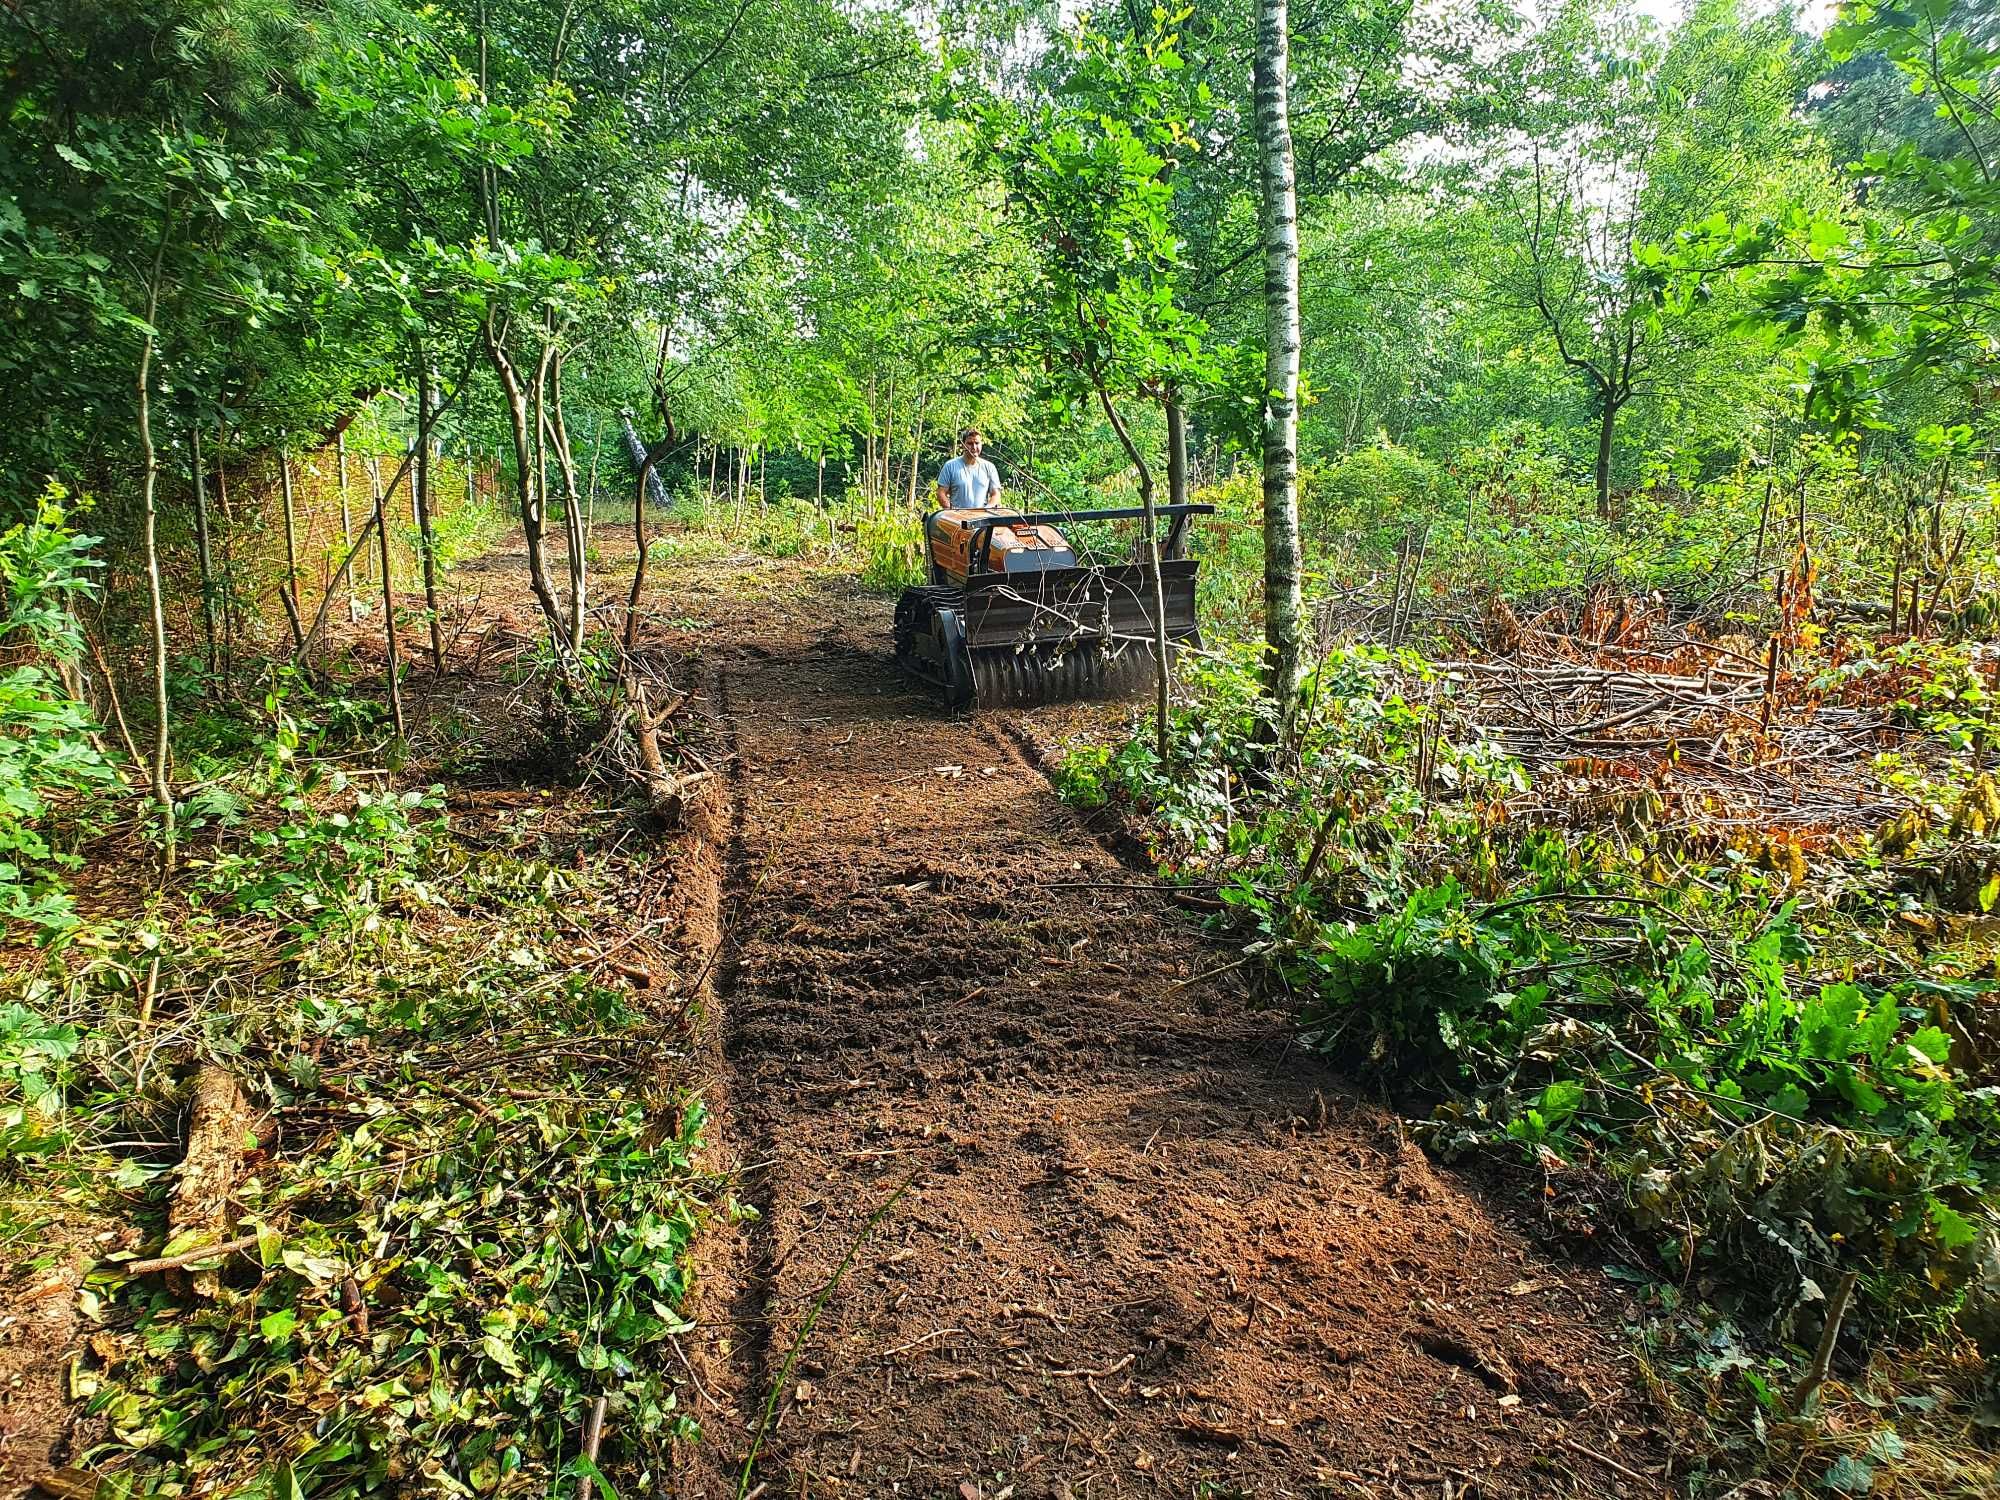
958, 1483, 982, 1500
31, 1471, 99, 1500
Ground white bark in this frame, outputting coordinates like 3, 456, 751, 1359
136, 237, 175, 862
1255, 0, 1306, 741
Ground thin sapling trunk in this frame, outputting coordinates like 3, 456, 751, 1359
1096, 384, 1170, 759
277, 451, 308, 656
190, 423, 218, 680
368, 458, 407, 740
413, 355, 446, 675
137, 232, 175, 862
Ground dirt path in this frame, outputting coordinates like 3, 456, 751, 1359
664, 560, 1667, 1498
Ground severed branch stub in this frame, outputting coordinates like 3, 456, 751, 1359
625, 675, 683, 817
1791, 1268, 1860, 1415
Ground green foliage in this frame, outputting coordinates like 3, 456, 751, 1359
0, 1000, 81, 1163
855, 512, 925, 593
16, 757, 714, 1494
0, 489, 119, 932
1054, 644, 2000, 1330
1306, 442, 1449, 543
1667, 2, 2000, 438
981, 13, 1225, 468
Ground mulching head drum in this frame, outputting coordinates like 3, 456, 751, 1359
966, 641, 1161, 708
895, 561, 1199, 710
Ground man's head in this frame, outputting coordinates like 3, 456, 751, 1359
959, 427, 983, 461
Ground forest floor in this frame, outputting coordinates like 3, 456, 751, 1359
589, 533, 1673, 1497
4, 524, 1681, 1498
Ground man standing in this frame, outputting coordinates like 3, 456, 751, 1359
935, 427, 1002, 509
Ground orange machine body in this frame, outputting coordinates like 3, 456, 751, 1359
927, 504, 1077, 585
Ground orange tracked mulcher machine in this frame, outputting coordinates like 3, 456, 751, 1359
893, 500, 1214, 708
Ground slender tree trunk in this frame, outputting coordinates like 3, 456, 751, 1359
882, 374, 897, 514
1166, 398, 1190, 513
906, 393, 926, 512
214, 422, 236, 681
1594, 393, 1617, 523
626, 429, 678, 653
1254, 0, 1305, 740
413, 355, 446, 675
190, 423, 219, 679
337, 431, 361, 622
585, 415, 603, 544
1098, 385, 1170, 758
137, 238, 175, 862
548, 351, 587, 649
276, 451, 307, 655
481, 312, 568, 650
368, 458, 406, 740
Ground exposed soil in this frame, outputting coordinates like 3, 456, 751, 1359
5, 531, 1676, 1497
657, 556, 1671, 1498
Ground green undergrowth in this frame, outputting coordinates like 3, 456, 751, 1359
661, 479, 926, 593
4, 691, 715, 1497
1054, 640, 2000, 1495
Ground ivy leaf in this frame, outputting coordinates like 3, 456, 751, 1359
1821, 1455, 1875, 1494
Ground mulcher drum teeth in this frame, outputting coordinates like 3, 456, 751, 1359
965, 644, 1158, 708
894, 562, 1199, 711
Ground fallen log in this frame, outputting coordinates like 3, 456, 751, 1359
168, 1064, 251, 1298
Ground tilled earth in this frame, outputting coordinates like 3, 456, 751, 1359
666, 557, 1668, 1498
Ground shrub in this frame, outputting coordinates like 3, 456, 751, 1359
0, 487, 118, 932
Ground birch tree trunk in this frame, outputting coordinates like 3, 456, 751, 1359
1254, 0, 1306, 742
137, 241, 175, 862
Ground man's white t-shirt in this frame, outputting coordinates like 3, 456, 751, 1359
937, 456, 1001, 508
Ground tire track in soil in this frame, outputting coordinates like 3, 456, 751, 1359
681, 576, 1666, 1499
